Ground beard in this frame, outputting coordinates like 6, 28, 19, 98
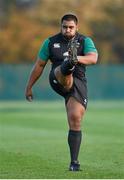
63, 33, 75, 40
61, 30, 78, 40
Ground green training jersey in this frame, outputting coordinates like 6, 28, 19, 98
38, 35, 97, 62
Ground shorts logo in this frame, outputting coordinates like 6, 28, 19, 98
53, 43, 60, 48
84, 99, 87, 105
53, 79, 57, 84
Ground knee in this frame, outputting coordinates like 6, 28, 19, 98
68, 112, 82, 130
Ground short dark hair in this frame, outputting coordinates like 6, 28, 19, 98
61, 13, 78, 24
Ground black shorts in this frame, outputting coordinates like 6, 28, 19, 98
49, 69, 88, 109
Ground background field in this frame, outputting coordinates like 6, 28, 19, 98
0, 100, 124, 179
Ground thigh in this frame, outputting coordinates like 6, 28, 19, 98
66, 96, 86, 119
65, 76, 88, 109
65, 97, 86, 130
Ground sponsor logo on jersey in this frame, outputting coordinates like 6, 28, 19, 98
64, 57, 68, 61
53, 43, 60, 48
63, 51, 69, 56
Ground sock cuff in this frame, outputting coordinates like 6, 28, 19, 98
69, 130, 82, 136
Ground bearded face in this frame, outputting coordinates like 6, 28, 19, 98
61, 20, 78, 39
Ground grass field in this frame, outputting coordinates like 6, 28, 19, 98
0, 100, 124, 179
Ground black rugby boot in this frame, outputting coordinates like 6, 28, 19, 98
69, 161, 80, 171
68, 39, 79, 65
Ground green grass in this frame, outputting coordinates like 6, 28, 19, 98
0, 100, 124, 179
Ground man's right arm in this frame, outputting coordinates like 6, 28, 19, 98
25, 38, 50, 101
25, 58, 47, 101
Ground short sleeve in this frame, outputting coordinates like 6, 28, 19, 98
84, 37, 98, 54
38, 38, 50, 61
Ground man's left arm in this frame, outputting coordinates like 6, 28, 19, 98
77, 37, 98, 65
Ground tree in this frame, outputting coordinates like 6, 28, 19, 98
90, 0, 124, 63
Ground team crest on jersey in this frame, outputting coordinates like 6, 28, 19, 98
53, 43, 60, 48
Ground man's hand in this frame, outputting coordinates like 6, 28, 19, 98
25, 87, 33, 102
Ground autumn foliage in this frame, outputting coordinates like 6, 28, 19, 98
0, 0, 124, 64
